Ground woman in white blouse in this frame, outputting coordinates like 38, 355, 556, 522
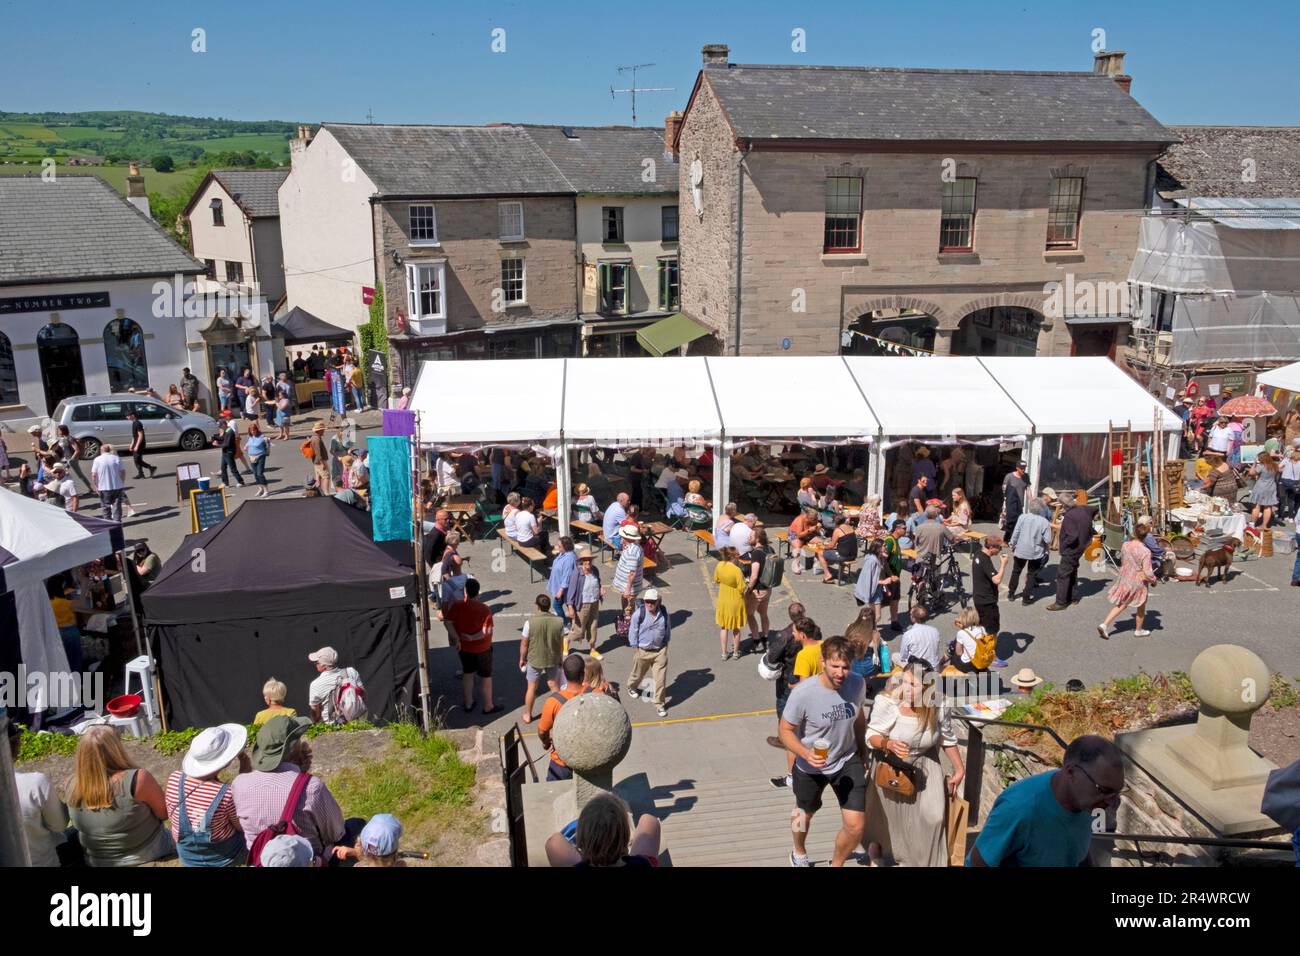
573, 483, 602, 522
863, 660, 965, 866
502, 492, 521, 539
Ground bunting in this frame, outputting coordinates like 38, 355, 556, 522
840, 328, 935, 355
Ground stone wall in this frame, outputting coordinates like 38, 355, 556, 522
447, 727, 511, 867
970, 733, 1291, 866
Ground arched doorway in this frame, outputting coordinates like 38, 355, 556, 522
37, 323, 85, 414
842, 309, 937, 356
953, 307, 1043, 357
103, 316, 149, 392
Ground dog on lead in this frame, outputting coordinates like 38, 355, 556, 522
1196, 538, 1239, 587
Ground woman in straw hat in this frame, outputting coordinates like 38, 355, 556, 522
165, 724, 250, 866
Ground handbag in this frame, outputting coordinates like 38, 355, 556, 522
945, 790, 970, 866
872, 748, 917, 798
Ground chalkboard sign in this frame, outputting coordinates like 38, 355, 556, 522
189, 487, 229, 532
176, 462, 202, 503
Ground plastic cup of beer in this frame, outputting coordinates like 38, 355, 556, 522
812, 738, 831, 761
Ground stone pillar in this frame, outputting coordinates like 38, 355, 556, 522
1167, 645, 1272, 790
552, 690, 633, 812
931, 327, 955, 356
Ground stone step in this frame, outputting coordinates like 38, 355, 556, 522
652, 776, 850, 867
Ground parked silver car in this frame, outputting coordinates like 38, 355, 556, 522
45, 394, 220, 459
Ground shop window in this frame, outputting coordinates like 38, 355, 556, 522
598, 262, 629, 314
103, 316, 149, 392
37, 323, 85, 414
0, 331, 18, 405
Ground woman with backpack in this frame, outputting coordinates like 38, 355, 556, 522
947, 606, 993, 674
165, 725, 249, 866
744, 528, 776, 652
714, 546, 748, 661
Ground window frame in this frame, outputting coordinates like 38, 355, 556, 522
498, 201, 525, 241
939, 177, 978, 253
203, 259, 216, 280
1046, 176, 1084, 249
500, 257, 526, 305
602, 206, 625, 244
598, 261, 630, 314
0, 330, 17, 406
657, 257, 680, 311
661, 205, 679, 242
103, 316, 149, 393
408, 204, 439, 246
823, 176, 863, 253
225, 261, 244, 284
210, 198, 224, 227
405, 261, 447, 323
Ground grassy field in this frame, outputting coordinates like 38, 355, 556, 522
189, 132, 289, 153
0, 114, 294, 164
0, 163, 196, 195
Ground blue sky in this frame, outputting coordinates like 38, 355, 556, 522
1, 0, 1296, 126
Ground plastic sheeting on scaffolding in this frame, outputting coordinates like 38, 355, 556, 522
1168, 293, 1300, 366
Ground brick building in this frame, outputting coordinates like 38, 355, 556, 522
674, 44, 1177, 359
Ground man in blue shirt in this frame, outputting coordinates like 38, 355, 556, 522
548, 536, 577, 625
626, 588, 672, 717
603, 492, 629, 550
968, 735, 1124, 867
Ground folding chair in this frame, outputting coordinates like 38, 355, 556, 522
1100, 518, 1126, 572
476, 499, 504, 541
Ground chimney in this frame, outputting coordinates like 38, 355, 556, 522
702, 44, 729, 67
665, 110, 684, 158
1093, 49, 1133, 93
125, 161, 150, 217
289, 125, 315, 166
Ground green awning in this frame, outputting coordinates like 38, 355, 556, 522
636, 312, 712, 357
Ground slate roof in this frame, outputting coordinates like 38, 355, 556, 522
211, 168, 289, 217
0, 175, 204, 287
700, 64, 1176, 144
323, 124, 574, 197
1156, 127, 1300, 199
523, 126, 678, 195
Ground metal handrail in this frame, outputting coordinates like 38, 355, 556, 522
499, 723, 540, 867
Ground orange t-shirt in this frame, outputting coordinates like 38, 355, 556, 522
543, 485, 558, 511
538, 683, 584, 768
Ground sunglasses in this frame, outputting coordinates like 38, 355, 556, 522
1073, 762, 1128, 799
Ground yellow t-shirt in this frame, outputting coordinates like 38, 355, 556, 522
253, 705, 297, 726
50, 596, 77, 628
793, 642, 824, 680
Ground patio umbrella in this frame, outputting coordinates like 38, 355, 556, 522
1217, 396, 1277, 418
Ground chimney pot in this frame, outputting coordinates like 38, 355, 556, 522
702, 43, 729, 66
665, 110, 684, 157
1114, 75, 1132, 95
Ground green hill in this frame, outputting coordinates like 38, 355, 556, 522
0, 109, 299, 165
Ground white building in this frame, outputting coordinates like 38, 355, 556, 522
0, 176, 207, 433
277, 125, 377, 337
184, 168, 290, 306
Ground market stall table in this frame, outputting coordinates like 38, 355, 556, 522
445, 494, 480, 538
294, 379, 327, 406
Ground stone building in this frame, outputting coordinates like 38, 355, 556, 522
674, 44, 1177, 359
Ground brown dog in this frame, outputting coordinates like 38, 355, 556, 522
1195, 538, 1239, 587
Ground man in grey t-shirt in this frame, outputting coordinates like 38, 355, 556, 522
778, 636, 867, 867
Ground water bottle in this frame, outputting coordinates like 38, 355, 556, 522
878, 643, 891, 674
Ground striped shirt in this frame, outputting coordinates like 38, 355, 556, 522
229, 764, 345, 862
164, 771, 240, 842
612, 542, 644, 592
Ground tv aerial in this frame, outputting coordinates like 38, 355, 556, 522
610, 63, 674, 126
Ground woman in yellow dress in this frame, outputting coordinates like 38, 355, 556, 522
714, 546, 748, 661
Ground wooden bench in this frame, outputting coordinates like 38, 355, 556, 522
496, 528, 548, 582
693, 529, 714, 558
570, 519, 605, 552
773, 528, 790, 559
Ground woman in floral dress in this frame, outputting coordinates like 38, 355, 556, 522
1098, 526, 1157, 639
855, 493, 885, 543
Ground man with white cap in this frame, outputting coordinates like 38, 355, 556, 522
307, 647, 363, 724
165, 724, 250, 866
626, 587, 671, 716
38, 462, 79, 511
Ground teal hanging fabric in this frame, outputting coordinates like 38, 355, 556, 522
368, 435, 413, 542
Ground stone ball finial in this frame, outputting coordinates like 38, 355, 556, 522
552, 692, 632, 774
1188, 644, 1271, 715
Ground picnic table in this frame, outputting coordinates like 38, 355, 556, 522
445, 494, 479, 537
644, 521, 675, 552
